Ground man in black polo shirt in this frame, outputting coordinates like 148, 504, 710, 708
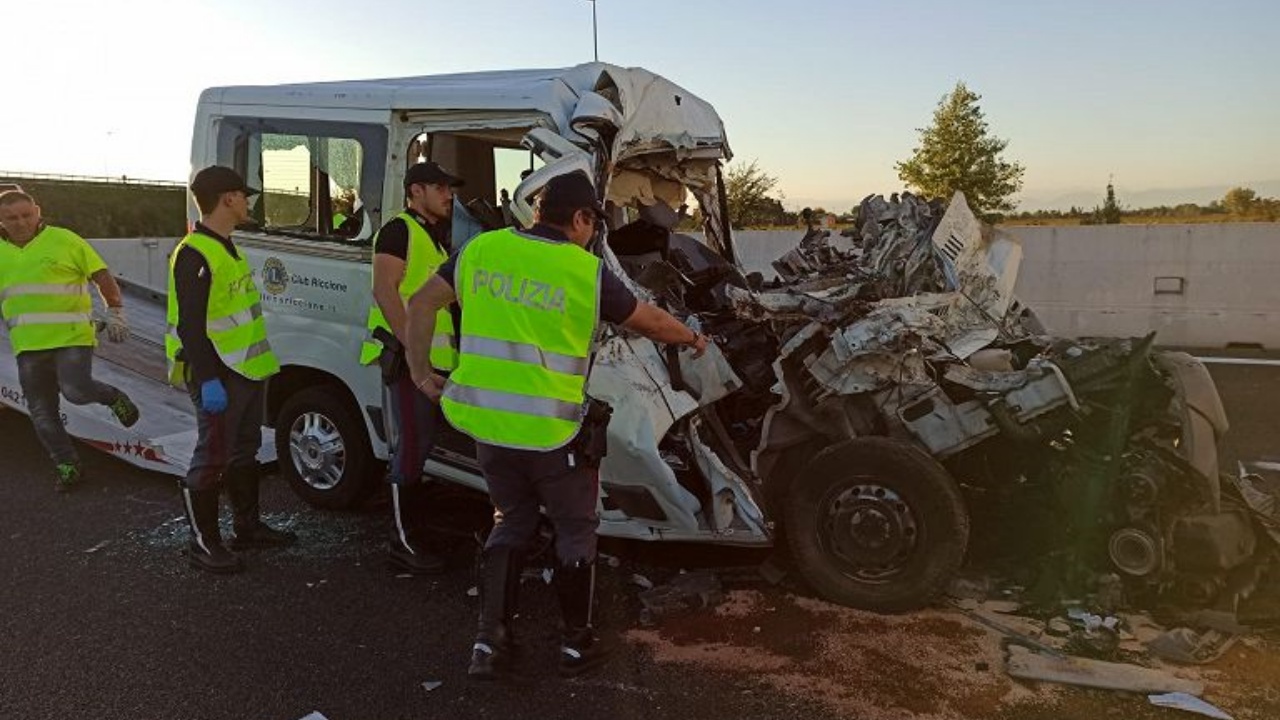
359, 161, 463, 574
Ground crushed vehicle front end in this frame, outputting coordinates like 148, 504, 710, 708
712, 193, 1272, 612
511, 64, 1274, 614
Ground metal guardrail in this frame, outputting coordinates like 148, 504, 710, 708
0, 170, 313, 197
0, 170, 185, 189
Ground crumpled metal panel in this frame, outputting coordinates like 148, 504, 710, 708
688, 416, 767, 537
1155, 351, 1229, 510
858, 192, 948, 296
729, 193, 1024, 399
885, 387, 997, 457
943, 362, 1039, 394
725, 283, 866, 326
589, 336, 703, 531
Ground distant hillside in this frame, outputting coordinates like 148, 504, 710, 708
1021, 180, 1280, 212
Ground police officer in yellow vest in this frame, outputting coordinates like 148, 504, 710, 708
0, 189, 139, 491
405, 173, 708, 679
166, 166, 295, 574
360, 161, 462, 574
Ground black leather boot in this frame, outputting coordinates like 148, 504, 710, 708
468, 545, 524, 680
555, 559, 611, 677
226, 465, 297, 550
182, 486, 242, 574
388, 484, 444, 574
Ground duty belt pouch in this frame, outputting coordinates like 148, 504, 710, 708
572, 397, 613, 466
371, 328, 406, 386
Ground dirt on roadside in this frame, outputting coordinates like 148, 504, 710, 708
625, 588, 1280, 720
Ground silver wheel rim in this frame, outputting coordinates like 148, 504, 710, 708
289, 411, 347, 491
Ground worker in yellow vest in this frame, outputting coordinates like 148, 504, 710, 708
166, 166, 295, 574
0, 188, 138, 491
359, 161, 462, 575
405, 173, 709, 679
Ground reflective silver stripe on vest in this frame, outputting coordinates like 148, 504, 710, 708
432, 334, 454, 350
219, 339, 273, 368
207, 305, 263, 333
0, 283, 88, 301
460, 335, 589, 377
5, 311, 93, 328
443, 382, 582, 422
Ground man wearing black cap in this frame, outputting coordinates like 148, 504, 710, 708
166, 165, 296, 574
403, 171, 708, 680
358, 161, 463, 574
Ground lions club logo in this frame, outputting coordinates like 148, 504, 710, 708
262, 257, 289, 295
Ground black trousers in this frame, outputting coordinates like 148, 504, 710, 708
477, 442, 599, 565
182, 373, 263, 490
382, 369, 444, 485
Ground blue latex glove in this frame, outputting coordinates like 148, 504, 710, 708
200, 379, 228, 414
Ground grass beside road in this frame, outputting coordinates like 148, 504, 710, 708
0, 175, 186, 238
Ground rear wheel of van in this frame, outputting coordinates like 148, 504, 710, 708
785, 437, 969, 613
276, 387, 376, 510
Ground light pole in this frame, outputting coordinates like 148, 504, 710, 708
586, 0, 598, 61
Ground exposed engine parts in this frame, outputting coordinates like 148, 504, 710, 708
605, 190, 1275, 612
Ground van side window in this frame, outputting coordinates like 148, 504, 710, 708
216, 117, 387, 245
260, 134, 365, 239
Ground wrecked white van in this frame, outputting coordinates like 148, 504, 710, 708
177, 62, 1271, 614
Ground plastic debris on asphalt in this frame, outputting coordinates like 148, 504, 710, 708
1005, 644, 1204, 695
1147, 627, 1238, 665
638, 571, 723, 624
1148, 692, 1234, 720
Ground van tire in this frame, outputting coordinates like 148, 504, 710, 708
275, 386, 375, 510
785, 437, 969, 612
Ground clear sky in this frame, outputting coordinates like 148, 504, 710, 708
4, 0, 1276, 211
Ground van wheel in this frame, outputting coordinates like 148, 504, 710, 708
275, 386, 375, 510
785, 437, 969, 612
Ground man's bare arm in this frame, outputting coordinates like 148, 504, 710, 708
372, 254, 409, 341
90, 269, 123, 307
620, 302, 708, 357
405, 275, 458, 400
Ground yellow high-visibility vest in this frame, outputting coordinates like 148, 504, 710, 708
441, 228, 601, 450
359, 212, 457, 370
0, 225, 104, 353
164, 231, 280, 385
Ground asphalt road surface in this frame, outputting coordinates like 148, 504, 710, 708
0, 358, 1276, 720
0, 409, 838, 720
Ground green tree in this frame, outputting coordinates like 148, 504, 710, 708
1259, 197, 1280, 221
1222, 187, 1258, 216
1100, 181, 1122, 224
725, 160, 789, 227
896, 82, 1025, 216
